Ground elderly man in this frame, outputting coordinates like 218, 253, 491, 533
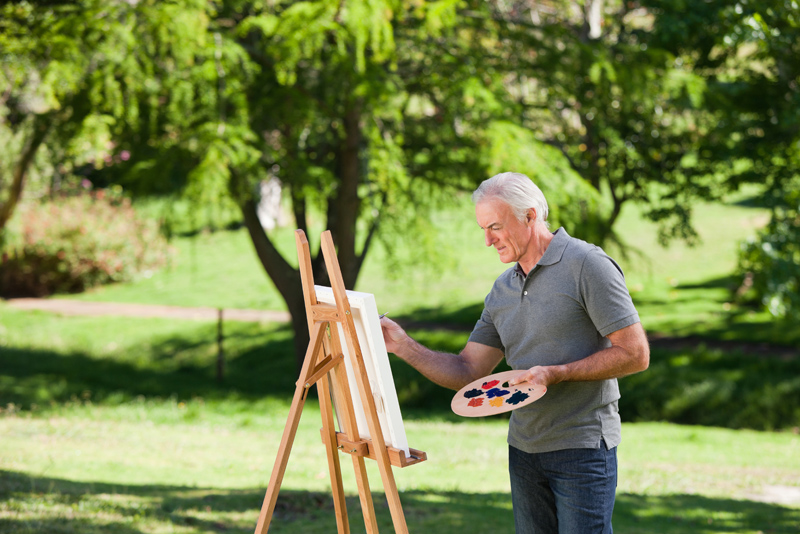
380, 171, 649, 533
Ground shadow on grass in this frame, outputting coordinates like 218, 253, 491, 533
0, 306, 478, 420
0, 324, 299, 409
4, 296, 799, 428
633, 274, 800, 349
614, 492, 800, 533
1, 470, 798, 534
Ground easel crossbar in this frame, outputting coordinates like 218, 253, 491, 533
320, 430, 428, 468
298, 353, 344, 389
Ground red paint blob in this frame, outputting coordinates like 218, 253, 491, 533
482, 380, 500, 390
468, 397, 484, 407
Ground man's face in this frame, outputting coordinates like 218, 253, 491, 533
475, 198, 533, 264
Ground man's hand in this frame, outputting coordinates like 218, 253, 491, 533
380, 316, 408, 355
509, 365, 564, 387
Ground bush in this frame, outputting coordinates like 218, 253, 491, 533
1, 190, 174, 298
619, 346, 800, 431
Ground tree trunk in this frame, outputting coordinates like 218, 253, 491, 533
239, 197, 310, 373
0, 114, 52, 231
235, 106, 370, 373
330, 105, 362, 289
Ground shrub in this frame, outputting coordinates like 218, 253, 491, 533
1, 191, 174, 297
619, 346, 800, 431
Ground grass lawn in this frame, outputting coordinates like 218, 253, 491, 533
3, 189, 800, 533
1, 302, 799, 533
1, 404, 799, 534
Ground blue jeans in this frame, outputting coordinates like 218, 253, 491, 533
508, 443, 617, 534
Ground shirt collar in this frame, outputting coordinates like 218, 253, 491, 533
514, 227, 570, 276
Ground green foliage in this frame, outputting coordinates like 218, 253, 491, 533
648, 0, 800, 306
0, 191, 173, 298
478, 1, 726, 247
737, 181, 800, 319
482, 121, 607, 243
0, 0, 218, 231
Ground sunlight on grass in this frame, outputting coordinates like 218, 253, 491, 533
59, 228, 289, 311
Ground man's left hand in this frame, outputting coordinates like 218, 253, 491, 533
509, 365, 565, 387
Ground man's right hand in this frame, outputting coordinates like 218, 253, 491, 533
379, 316, 407, 355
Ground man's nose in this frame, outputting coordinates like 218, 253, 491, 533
484, 230, 496, 247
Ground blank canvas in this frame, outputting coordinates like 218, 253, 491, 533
314, 286, 411, 458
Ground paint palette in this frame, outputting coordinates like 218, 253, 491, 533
451, 370, 546, 417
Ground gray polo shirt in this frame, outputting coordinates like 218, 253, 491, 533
469, 228, 640, 454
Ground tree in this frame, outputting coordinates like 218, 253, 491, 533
468, 0, 724, 248
640, 0, 800, 317
4, 1, 533, 367
223, 1, 609, 364
0, 0, 213, 235
223, 0, 519, 363
15, 0, 777, 367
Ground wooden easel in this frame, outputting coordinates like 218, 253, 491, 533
254, 229, 426, 534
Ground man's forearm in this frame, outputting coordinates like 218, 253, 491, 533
511, 322, 650, 387
393, 336, 481, 391
549, 344, 649, 384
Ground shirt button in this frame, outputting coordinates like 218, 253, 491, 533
523, 291, 528, 295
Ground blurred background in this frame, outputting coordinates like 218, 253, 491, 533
1, 1, 799, 533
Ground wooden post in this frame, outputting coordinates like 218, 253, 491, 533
216, 308, 224, 382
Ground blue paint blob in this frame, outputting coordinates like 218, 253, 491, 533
485, 388, 510, 399
463, 388, 483, 399
506, 391, 530, 405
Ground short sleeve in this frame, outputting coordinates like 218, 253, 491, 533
579, 249, 640, 337
468, 306, 505, 350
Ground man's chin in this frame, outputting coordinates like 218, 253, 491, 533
495, 247, 515, 263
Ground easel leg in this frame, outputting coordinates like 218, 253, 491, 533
253, 383, 308, 534
327, 323, 380, 533
352, 456, 380, 533
318, 374, 350, 534
378, 466, 409, 534
254, 323, 326, 534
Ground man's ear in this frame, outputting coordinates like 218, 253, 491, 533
526, 208, 537, 226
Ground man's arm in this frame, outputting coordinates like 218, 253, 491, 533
381, 316, 505, 391
510, 322, 650, 387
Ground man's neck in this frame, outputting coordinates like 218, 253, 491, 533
518, 226, 555, 275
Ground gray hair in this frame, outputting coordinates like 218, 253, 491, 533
472, 172, 550, 227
